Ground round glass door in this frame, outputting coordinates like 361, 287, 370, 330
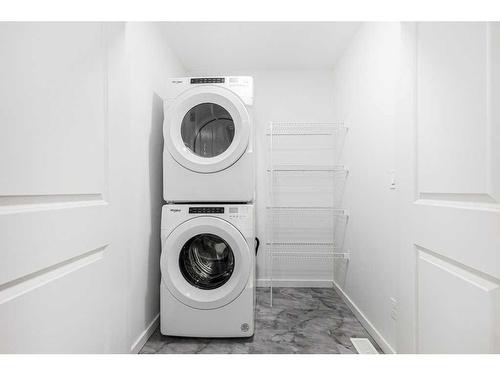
161, 216, 251, 309
164, 86, 250, 173
179, 233, 235, 290
181, 103, 235, 158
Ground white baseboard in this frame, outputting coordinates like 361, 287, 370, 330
257, 279, 333, 288
332, 281, 396, 354
130, 313, 160, 354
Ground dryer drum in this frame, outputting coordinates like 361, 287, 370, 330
181, 103, 235, 158
179, 233, 235, 290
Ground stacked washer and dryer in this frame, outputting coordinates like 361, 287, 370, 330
160, 77, 256, 337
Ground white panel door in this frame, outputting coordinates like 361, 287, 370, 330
397, 22, 500, 353
0, 23, 111, 353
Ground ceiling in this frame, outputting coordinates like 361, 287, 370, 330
162, 22, 361, 72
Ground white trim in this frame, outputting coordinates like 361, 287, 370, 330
0, 247, 105, 305
257, 279, 332, 288
130, 313, 160, 354
332, 281, 396, 354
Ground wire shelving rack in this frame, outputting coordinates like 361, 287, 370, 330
266, 122, 349, 306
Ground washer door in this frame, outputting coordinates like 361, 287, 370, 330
164, 86, 250, 173
161, 216, 251, 310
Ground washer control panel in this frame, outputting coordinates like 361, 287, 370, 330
189, 207, 224, 214
163, 204, 253, 237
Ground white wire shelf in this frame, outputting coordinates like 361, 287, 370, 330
269, 122, 346, 126
266, 122, 348, 136
267, 123, 347, 166
266, 208, 348, 255
271, 252, 350, 259
265, 243, 349, 259
265, 241, 346, 250
267, 241, 335, 249
267, 165, 348, 173
267, 166, 348, 208
266, 206, 348, 215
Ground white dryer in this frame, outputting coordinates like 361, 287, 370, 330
163, 76, 254, 203
160, 203, 255, 337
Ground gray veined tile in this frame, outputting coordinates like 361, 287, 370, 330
140, 287, 382, 354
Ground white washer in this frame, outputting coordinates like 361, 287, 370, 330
163, 76, 254, 203
160, 203, 255, 337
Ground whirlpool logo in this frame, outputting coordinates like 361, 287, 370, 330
169, 208, 181, 212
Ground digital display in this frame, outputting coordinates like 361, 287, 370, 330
189, 207, 224, 214
190, 78, 225, 84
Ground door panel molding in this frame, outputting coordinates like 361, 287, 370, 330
0, 246, 105, 305
414, 202, 500, 279
0, 202, 110, 286
0, 194, 105, 214
416, 245, 500, 287
417, 193, 500, 211
416, 197, 500, 212
416, 246, 500, 353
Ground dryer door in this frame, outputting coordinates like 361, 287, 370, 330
161, 216, 251, 310
164, 86, 250, 173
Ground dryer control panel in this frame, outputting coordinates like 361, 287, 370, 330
166, 76, 254, 105
190, 77, 224, 84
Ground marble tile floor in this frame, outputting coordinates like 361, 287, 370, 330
140, 287, 382, 354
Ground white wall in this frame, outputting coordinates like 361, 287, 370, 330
330, 23, 400, 353
0, 22, 185, 353
124, 22, 185, 353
